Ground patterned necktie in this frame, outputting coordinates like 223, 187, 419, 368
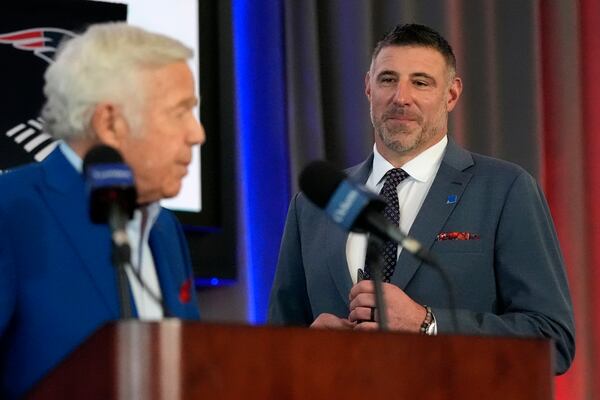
364, 168, 409, 282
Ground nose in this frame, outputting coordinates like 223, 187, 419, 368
188, 119, 206, 146
392, 80, 412, 106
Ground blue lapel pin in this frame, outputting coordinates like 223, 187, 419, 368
446, 194, 457, 204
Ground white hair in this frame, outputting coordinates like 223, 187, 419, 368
42, 22, 193, 140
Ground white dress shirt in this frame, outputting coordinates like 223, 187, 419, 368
346, 135, 448, 284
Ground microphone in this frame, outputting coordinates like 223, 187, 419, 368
84, 145, 136, 256
83, 145, 136, 224
299, 160, 436, 265
83, 144, 137, 319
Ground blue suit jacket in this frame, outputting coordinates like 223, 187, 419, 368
269, 139, 575, 374
0, 149, 200, 398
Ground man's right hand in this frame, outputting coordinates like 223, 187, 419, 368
310, 313, 356, 330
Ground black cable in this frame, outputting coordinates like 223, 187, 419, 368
125, 261, 173, 318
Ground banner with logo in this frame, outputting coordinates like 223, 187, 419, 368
0, 2, 126, 171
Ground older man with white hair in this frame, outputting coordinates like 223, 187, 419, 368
0, 22, 205, 398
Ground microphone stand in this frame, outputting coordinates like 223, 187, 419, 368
109, 204, 133, 319
366, 235, 388, 331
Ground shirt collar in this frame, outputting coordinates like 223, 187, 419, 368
59, 141, 83, 173
372, 135, 448, 184
140, 202, 161, 228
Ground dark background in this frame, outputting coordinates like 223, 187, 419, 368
182, 1, 237, 283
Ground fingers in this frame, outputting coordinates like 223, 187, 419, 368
310, 313, 356, 330
349, 280, 399, 303
349, 279, 375, 301
354, 321, 379, 331
349, 281, 378, 311
349, 306, 376, 323
349, 292, 377, 312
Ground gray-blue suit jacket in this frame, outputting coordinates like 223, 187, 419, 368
268, 139, 575, 374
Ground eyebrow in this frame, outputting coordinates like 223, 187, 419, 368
376, 70, 398, 78
411, 72, 436, 81
375, 70, 436, 82
173, 96, 198, 109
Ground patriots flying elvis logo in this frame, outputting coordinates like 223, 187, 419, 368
0, 28, 76, 165
0, 27, 76, 64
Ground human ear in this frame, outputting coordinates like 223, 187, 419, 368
90, 103, 130, 149
446, 77, 463, 112
365, 71, 372, 100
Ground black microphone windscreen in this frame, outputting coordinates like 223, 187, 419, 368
83, 144, 124, 172
83, 144, 137, 224
299, 160, 345, 208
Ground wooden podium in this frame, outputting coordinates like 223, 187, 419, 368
28, 320, 553, 399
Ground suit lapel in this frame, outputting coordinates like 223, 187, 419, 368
38, 149, 120, 316
390, 139, 474, 289
151, 210, 203, 319
327, 156, 374, 305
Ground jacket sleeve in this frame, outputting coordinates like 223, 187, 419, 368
268, 193, 314, 325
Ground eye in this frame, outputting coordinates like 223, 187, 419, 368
173, 107, 191, 118
413, 80, 429, 87
378, 75, 397, 85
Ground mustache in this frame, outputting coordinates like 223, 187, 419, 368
382, 107, 420, 120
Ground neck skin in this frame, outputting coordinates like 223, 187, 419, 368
66, 137, 101, 160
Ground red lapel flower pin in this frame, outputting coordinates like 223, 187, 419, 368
179, 277, 193, 304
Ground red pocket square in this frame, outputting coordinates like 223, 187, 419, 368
436, 232, 480, 241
